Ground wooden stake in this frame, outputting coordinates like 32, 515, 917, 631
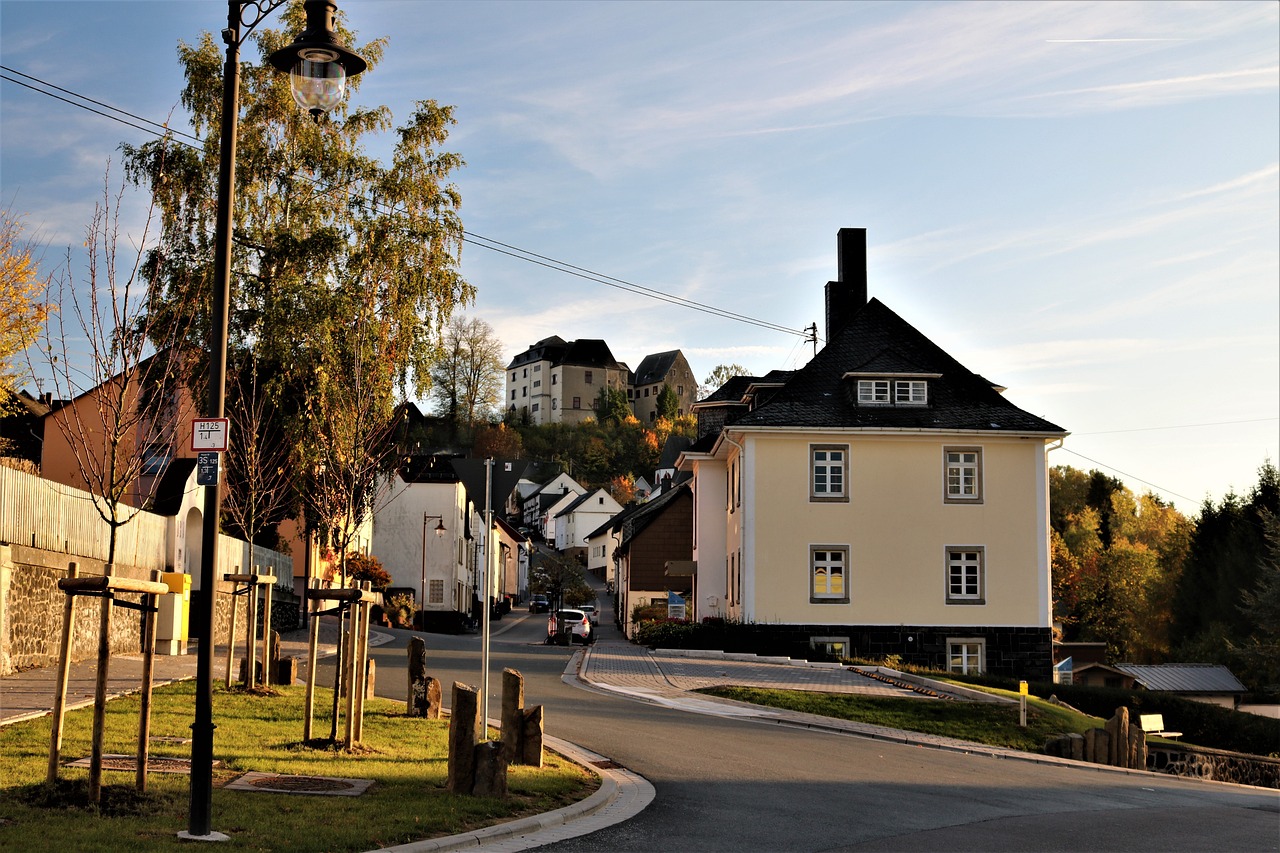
88, 566, 113, 804
47, 562, 78, 784
136, 570, 160, 792
225, 574, 240, 689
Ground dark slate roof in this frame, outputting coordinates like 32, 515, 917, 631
1115, 664, 1247, 694
730, 299, 1066, 434
558, 339, 623, 370
555, 487, 612, 518
631, 350, 682, 386
700, 375, 762, 404
151, 458, 197, 516
657, 435, 691, 470
620, 482, 690, 549
398, 454, 464, 484
508, 336, 568, 370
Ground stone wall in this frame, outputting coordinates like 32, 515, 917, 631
1148, 744, 1280, 789
0, 542, 255, 676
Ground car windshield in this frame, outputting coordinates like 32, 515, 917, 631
556, 610, 584, 622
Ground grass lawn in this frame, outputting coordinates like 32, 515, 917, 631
0, 680, 597, 852
697, 685, 1104, 753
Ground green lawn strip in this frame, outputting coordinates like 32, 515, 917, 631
0, 680, 597, 853
697, 685, 1104, 753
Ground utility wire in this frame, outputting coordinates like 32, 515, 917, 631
1, 65, 807, 338
1057, 447, 1196, 505
1074, 417, 1278, 436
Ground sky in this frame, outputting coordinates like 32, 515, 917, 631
1, 0, 1277, 516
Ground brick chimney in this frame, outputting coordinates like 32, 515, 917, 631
824, 227, 867, 342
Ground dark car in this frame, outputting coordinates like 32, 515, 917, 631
528, 594, 550, 613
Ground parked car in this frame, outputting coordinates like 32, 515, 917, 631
579, 604, 599, 627
547, 609, 592, 645
528, 594, 550, 613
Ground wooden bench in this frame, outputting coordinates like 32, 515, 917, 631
1139, 713, 1182, 740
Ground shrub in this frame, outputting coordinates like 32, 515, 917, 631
345, 552, 392, 590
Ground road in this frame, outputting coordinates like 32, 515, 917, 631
337, 605, 1278, 852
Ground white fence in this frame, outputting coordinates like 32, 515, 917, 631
0, 465, 290, 587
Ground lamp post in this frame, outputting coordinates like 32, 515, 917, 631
187, 1, 366, 840
420, 513, 446, 627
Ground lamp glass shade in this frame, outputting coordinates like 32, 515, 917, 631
290, 58, 346, 114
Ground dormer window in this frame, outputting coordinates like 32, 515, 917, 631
850, 373, 935, 407
857, 380, 890, 404
895, 380, 927, 405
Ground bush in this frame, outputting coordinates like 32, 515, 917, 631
346, 552, 392, 590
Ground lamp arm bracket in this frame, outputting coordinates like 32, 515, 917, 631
225, 0, 293, 48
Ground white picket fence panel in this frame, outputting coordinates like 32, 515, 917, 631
0, 465, 291, 588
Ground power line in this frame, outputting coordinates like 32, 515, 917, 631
1, 65, 808, 339
1057, 447, 1197, 505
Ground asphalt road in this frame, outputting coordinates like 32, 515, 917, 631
339, 609, 1278, 853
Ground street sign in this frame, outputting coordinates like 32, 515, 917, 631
196, 452, 220, 486
191, 418, 230, 452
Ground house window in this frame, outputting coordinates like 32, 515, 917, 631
946, 547, 985, 604
643, 388, 649, 397
511, 372, 516, 382
945, 448, 983, 503
948, 639, 985, 674
522, 368, 527, 378
857, 380, 890, 404
551, 399, 558, 409
552, 374, 558, 385
140, 442, 172, 476
810, 445, 848, 501
811, 546, 849, 603
533, 379, 541, 388
510, 390, 516, 400
895, 380, 927, 405
522, 387, 527, 397
428, 580, 444, 604
810, 636, 850, 659
572, 397, 581, 409
532, 403, 540, 412
533, 364, 541, 372
677, 385, 684, 396
585, 370, 593, 384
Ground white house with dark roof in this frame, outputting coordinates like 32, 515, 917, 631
505, 337, 630, 425
678, 228, 1069, 680
554, 487, 623, 554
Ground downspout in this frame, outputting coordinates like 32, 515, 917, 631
723, 431, 747, 621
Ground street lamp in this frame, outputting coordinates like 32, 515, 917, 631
189, 1, 366, 841
420, 513, 447, 626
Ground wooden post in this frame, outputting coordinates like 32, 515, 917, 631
521, 706, 545, 768
407, 636, 428, 717
261, 572, 274, 689
343, 591, 361, 749
353, 582, 371, 743
501, 668, 524, 763
47, 562, 78, 784
447, 682, 481, 794
328, 605, 344, 743
246, 572, 259, 687
88, 568, 113, 804
225, 574, 240, 689
136, 570, 161, 792
304, 579, 320, 742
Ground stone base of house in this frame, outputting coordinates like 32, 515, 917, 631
704, 622, 1052, 682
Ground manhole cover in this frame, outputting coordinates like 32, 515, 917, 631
224, 771, 373, 796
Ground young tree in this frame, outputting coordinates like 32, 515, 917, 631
1, 206, 53, 429
429, 316, 504, 432
220, 358, 296, 550
701, 363, 748, 398
593, 385, 631, 425
121, 7, 471, 555
656, 383, 679, 420
38, 174, 191, 565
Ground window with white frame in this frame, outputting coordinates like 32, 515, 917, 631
946, 547, 985, 604
810, 445, 848, 501
944, 448, 983, 503
810, 546, 849, 603
857, 379, 890, 404
810, 636, 850, 659
948, 638, 985, 674
895, 380, 927, 405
